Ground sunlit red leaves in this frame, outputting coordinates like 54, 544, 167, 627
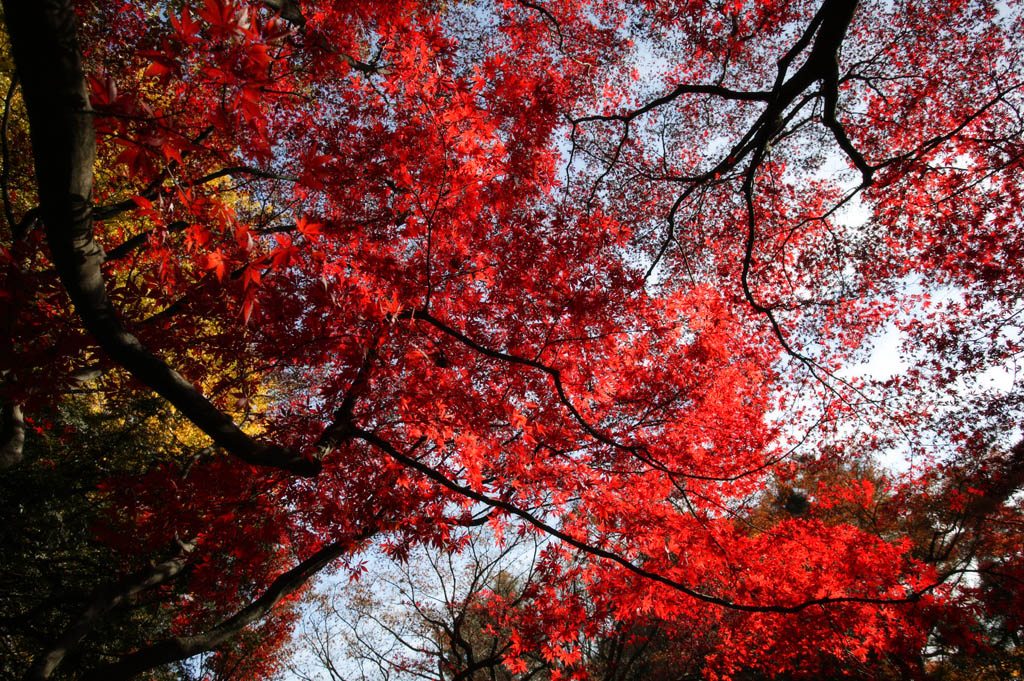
198, 0, 254, 41
8, 0, 1023, 677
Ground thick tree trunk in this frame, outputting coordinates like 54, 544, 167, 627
0, 0, 319, 477
262, 0, 306, 27
0, 401, 25, 468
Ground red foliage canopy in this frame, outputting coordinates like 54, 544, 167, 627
2, 0, 1023, 678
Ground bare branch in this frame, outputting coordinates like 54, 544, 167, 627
572, 84, 770, 126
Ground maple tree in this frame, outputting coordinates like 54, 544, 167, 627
2, 0, 1024, 679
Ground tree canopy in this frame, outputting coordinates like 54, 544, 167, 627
2, 0, 1023, 679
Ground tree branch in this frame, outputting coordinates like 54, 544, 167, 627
572, 83, 771, 126
93, 166, 299, 222
102, 220, 298, 265
2, 0, 318, 477
405, 309, 773, 483
0, 401, 25, 469
85, 529, 376, 681
350, 426, 936, 614
24, 539, 197, 681
262, 0, 306, 28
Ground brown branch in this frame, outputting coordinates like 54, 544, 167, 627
407, 309, 641, 454
337, 50, 391, 76
262, 0, 306, 28
351, 426, 936, 614
2, 0, 318, 477
571, 83, 771, 125
0, 401, 25, 469
84, 529, 377, 681
94, 166, 299, 222
188, 165, 299, 187
874, 83, 1020, 174
2, 74, 19, 233
516, 0, 566, 50
407, 309, 772, 483
24, 539, 197, 681
103, 221, 298, 265
820, 75, 874, 186
633, 0, 862, 277
102, 220, 187, 263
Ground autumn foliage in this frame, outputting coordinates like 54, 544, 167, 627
2, 0, 1023, 679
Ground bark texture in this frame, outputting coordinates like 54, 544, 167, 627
1, 0, 319, 477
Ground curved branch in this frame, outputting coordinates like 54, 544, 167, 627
24, 539, 197, 681
820, 72, 874, 186
262, 0, 306, 28
93, 165, 299, 222
353, 427, 936, 614
409, 309, 641, 454
408, 309, 775, 483
572, 83, 770, 126
84, 529, 375, 681
2, 0, 318, 477
515, 0, 566, 50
